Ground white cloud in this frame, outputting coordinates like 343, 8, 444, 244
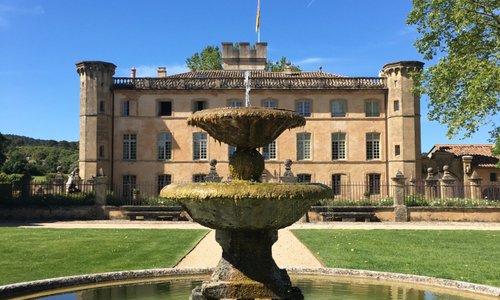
117, 64, 189, 77
295, 57, 332, 65
0, 4, 44, 31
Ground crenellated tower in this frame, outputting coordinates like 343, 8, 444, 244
382, 61, 424, 180
76, 61, 116, 182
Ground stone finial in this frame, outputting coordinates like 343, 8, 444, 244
391, 170, 406, 185
210, 159, 218, 167
426, 167, 434, 180
97, 168, 105, 177
441, 165, 455, 181
205, 159, 222, 182
280, 159, 297, 183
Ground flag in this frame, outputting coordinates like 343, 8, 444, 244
255, 0, 260, 32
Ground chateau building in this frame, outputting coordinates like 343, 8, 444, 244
77, 42, 424, 197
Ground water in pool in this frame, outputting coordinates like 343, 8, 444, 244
36, 279, 479, 300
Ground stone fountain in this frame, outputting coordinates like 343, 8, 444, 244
160, 107, 332, 299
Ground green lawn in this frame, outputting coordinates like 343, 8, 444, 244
0, 228, 207, 285
293, 229, 500, 287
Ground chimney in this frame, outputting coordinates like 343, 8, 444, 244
157, 67, 167, 78
130, 67, 136, 79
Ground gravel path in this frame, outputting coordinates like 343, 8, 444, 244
175, 229, 323, 268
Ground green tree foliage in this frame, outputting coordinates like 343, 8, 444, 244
1, 135, 79, 176
265, 57, 301, 72
186, 46, 301, 73
407, 0, 500, 140
0, 133, 8, 168
186, 45, 223, 71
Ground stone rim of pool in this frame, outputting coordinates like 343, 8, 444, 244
1, 267, 498, 299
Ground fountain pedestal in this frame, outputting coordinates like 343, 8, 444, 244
191, 230, 302, 299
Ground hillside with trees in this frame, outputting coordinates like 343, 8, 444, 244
0, 134, 78, 176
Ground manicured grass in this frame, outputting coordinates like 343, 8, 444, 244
293, 229, 500, 287
0, 228, 207, 285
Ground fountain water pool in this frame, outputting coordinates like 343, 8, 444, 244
14, 271, 496, 300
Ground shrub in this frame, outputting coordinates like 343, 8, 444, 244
317, 197, 393, 207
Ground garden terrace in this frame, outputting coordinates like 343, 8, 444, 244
113, 71, 386, 90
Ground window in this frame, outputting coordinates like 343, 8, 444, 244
193, 133, 207, 160
297, 174, 312, 183
98, 145, 105, 158
122, 100, 130, 116
368, 174, 381, 195
297, 132, 311, 160
366, 133, 380, 160
262, 141, 277, 160
227, 100, 243, 107
332, 174, 342, 195
123, 133, 137, 160
395, 145, 401, 156
490, 173, 498, 182
193, 174, 206, 182
193, 100, 208, 113
331, 133, 346, 160
393, 100, 400, 112
159, 101, 172, 116
228, 145, 237, 159
122, 175, 136, 198
157, 174, 172, 194
296, 100, 311, 117
99, 101, 105, 113
158, 133, 172, 160
331, 100, 346, 117
365, 100, 380, 117
262, 99, 278, 108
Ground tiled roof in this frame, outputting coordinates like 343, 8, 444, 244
428, 144, 499, 168
167, 70, 346, 79
113, 70, 386, 90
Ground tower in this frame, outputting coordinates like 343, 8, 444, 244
382, 61, 424, 180
76, 61, 116, 181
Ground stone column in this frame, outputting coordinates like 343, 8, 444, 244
94, 176, 108, 205
391, 171, 408, 222
440, 165, 456, 199
425, 168, 438, 200
469, 171, 482, 200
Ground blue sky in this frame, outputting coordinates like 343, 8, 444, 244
0, 0, 495, 151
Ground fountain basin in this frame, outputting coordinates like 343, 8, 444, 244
2, 268, 498, 300
187, 107, 305, 149
160, 181, 332, 231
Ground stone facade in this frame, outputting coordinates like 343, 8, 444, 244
77, 42, 423, 197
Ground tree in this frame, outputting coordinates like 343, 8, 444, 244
186, 46, 301, 73
407, 0, 499, 139
186, 45, 223, 71
0, 132, 8, 168
265, 57, 301, 72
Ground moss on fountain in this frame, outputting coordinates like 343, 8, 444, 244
187, 107, 305, 149
160, 180, 331, 201
160, 181, 333, 231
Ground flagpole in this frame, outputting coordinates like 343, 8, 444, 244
256, 0, 260, 43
